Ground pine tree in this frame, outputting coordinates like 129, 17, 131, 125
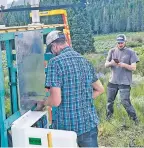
4, 0, 144, 35
68, 8, 95, 54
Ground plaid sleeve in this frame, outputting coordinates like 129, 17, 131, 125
45, 60, 62, 88
89, 63, 98, 83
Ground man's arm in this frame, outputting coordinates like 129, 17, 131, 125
44, 87, 61, 107
118, 62, 136, 71
105, 60, 117, 68
105, 49, 117, 68
118, 50, 139, 71
92, 80, 104, 99
105, 60, 112, 68
35, 87, 61, 111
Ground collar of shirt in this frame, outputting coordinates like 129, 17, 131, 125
116, 46, 126, 51
60, 46, 72, 54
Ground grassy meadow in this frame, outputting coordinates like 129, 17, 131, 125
85, 32, 144, 147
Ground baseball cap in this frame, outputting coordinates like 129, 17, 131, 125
46, 30, 66, 46
116, 34, 127, 43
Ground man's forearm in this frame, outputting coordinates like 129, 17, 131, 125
43, 87, 61, 107
105, 61, 112, 68
92, 80, 104, 99
44, 96, 54, 107
93, 90, 103, 99
44, 95, 61, 107
121, 63, 136, 71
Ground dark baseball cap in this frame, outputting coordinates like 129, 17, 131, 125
116, 34, 127, 43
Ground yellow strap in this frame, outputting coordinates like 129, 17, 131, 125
47, 132, 53, 148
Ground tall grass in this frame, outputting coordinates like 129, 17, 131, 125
91, 73, 144, 147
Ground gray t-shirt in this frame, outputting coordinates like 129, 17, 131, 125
106, 47, 139, 85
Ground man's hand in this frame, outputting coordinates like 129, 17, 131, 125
117, 62, 126, 68
105, 60, 118, 67
92, 80, 104, 99
110, 60, 118, 66
35, 100, 46, 111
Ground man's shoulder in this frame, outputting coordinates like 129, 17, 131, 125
48, 56, 60, 66
110, 47, 134, 53
125, 47, 133, 51
109, 48, 116, 53
49, 52, 69, 62
125, 47, 135, 54
49, 50, 81, 65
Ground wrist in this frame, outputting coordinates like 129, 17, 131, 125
109, 61, 113, 66
123, 63, 127, 68
43, 98, 48, 106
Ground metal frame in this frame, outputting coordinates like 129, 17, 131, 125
30, 9, 72, 46
0, 26, 55, 147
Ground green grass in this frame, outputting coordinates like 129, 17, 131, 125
94, 32, 144, 53
85, 32, 144, 147
91, 74, 144, 147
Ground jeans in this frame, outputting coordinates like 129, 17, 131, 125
106, 82, 137, 120
77, 127, 98, 147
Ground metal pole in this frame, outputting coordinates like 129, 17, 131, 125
30, 0, 41, 25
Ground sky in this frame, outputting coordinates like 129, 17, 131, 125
7, 0, 18, 4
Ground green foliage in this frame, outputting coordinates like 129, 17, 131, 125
3, 0, 95, 54
5, 99, 11, 117
2, 51, 11, 116
127, 42, 143, 48
87, 0, 144, 34
134, 46, 144, 76
68, 8, 95, 54
2, 4, 31, 26
2, 51, 10, 98
92, 74, 144, 147
4, 0, 144, 53
3, 0, 144, 35
84, 54, 109, 74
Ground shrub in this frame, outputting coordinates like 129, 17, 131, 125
127, 42, 142, 48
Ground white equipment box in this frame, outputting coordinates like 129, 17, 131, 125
11, 111, 77, 147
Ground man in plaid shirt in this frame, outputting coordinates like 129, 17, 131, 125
37, 30, 104, 147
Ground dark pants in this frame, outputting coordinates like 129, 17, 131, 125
106, 82, 137, 120
77, 127, 98, 147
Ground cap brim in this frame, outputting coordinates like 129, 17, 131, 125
117, 41, 125, 43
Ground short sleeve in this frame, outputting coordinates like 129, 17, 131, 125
130, 51, 139, 64
45, 60, 62, 88
106, 49, 113, 62
90, 63, 98, 83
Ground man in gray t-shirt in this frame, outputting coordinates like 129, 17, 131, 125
105, 34, 139, 124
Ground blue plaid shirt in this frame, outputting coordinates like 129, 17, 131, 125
45, 47, 99, 136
